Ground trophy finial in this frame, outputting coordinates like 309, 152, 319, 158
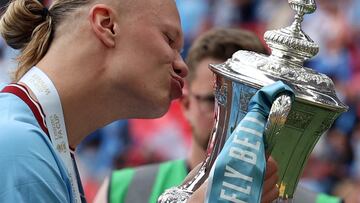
264, 0, 319, 66
289, 0, 316, 14
288, 0, 316, 32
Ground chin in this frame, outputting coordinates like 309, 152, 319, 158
145, 109, 168, 118
158, 102, 172, 116
141, 101, 171, 119
133, 92, 172, 118
153, 95, 173, 117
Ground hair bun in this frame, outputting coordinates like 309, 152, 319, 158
0, 0, 49, 50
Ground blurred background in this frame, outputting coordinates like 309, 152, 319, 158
1, 0, 360, 202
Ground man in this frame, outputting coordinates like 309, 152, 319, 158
95, 28, 281, 203
0, 0, 189, 202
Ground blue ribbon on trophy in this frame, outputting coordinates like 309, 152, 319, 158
205, 81, 294, 203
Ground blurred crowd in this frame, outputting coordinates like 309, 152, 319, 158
1, 0, 360, 202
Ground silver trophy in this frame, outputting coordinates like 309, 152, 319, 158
158, 0, 348, 202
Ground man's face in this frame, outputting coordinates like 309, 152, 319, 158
109, 0, 188, 118
183, 57, 223, 149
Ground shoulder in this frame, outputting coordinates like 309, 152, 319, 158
150, 160, 188, 197
0, 89, 52, 156
0, 119, 51, 159
0, 128, 70, 202
0, 90, 42, 135
108, 163, 160, 203
110, 159, 186, 186
0, 121, 70, 202
0, 179, 69, 202
109, 160, 186, 184
0, 86, 70, 202
108, 160, 187, 203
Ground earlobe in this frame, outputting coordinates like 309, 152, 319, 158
89, 4, 117, 48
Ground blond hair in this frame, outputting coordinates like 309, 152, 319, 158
0, 0, 90, 81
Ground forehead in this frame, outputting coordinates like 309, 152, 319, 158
128, 0, 181, 23
128, 0, 183, 45
125, 1, 182, 33
194, 58, 223, 80
190, 58, 222, 92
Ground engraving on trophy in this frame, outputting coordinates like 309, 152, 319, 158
240, 86, 257, 112
158, 187, 190, 203
231, 50, 268, 69
264, 31, 319, 58
215, 82, 227, 106
289, 0, 317, 14
227, 83, 256, 138
230, 50, 335, 94
285, 110, 313, 130
315, 94, 340, 107
263, 62, 333, 90
314, 113, 337, 136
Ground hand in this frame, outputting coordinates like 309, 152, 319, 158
187, 180, 208, 203
261, 156, 279, 203
185, 158, 279, 203
344, 182, 360, 203
182, 163, 207, 203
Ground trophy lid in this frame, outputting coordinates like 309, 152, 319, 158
210, 0, 348, 112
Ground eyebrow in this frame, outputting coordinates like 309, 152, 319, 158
192, 93, 215, 102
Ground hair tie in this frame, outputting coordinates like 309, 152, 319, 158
41, 7, 49, 21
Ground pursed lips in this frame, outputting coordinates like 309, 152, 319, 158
170, 74, 185, 99
170, 72, 184, 89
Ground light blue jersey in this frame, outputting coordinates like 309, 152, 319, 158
0, 84, 73, 202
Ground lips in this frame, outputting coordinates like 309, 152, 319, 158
172, 75, 184, 89
170, 76, 184, 99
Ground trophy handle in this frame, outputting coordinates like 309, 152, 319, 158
264, 93, 293, 156
264, 93, 295, 203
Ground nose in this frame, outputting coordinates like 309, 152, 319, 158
173, 53, 188, 78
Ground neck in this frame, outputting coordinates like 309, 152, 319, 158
29, 29, 135, 148
34, 50, 121, 148
17, 20, 131, 148
188, 136, 207, 170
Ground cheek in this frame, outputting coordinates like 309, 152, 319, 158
121, 31, 171, 65
141, 33, 174, 64
193, 111, 213, 131
202, 115, 215, 133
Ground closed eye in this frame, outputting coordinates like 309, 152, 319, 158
164, 33, 174, 46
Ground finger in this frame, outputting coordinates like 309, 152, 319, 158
182, 162, 203, 183
262, 171, 278, 194
264, 156, 278, 179
265, 153, 270, 161
261, 185, 279, 203
187, 179, 208, 203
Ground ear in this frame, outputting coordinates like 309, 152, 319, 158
88, 4, 117, 48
